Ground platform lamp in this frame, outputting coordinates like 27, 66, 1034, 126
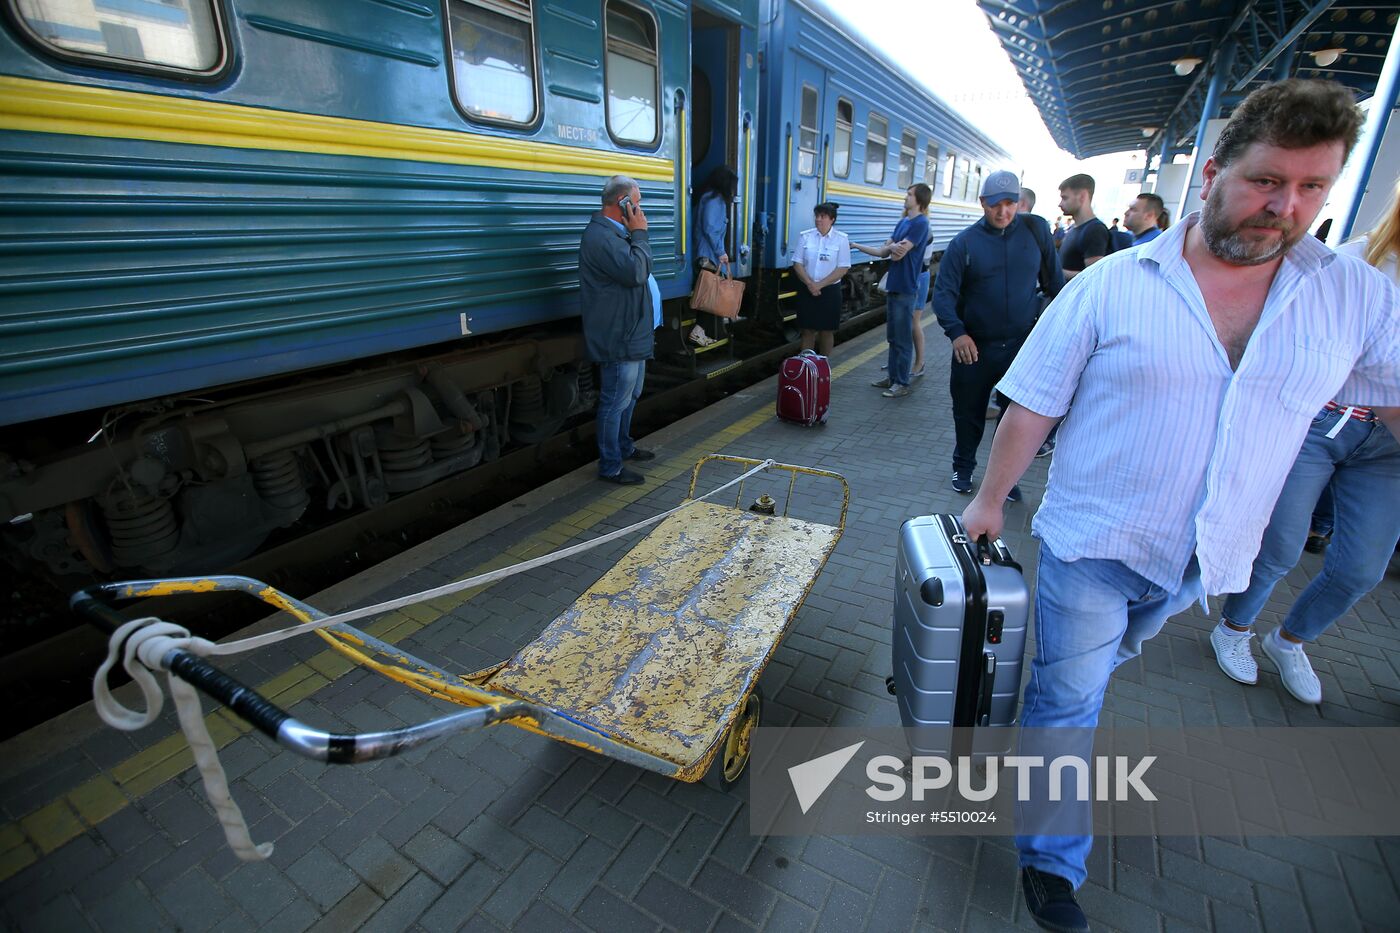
1170, 35, 1211, 76
1310, 47, 1346, 66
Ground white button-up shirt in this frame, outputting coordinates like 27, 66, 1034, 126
790, 227, 851, 283
998, 212, 1400, 596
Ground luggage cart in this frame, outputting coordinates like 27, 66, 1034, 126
75, 456, 848, 789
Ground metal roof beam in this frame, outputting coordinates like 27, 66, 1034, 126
1231, 0, 1336, 90
1146, 1, 1339, 155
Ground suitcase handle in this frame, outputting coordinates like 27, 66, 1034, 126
976, 535, 1023, 573
976, 651, 996, 727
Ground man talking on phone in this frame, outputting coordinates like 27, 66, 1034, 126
579, 175, 659, 485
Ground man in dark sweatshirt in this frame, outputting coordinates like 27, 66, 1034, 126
933, 170, 1064, 498
579, 175, 657, 485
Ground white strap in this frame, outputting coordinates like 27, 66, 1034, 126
93, 619, 269, 860
1325, 406, 1354, 439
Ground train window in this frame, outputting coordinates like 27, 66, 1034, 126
10, 0, 226, 75
897, 130, 916, 189
972, 165, 983, 202
605, 1, 659, 146
798, 85, 818, 176
833, 99, 853, 178
865, 113, 887, 185
447, 0, 540, 126
925, 143, 939, 190
942, 152, 956, 198
958, 158, 970, 201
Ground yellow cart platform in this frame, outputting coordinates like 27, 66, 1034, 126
75, 457, 848, 789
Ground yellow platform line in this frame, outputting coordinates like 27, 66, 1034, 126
0, 333, 900, 876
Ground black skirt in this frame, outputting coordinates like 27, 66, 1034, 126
795, 281, 842, 331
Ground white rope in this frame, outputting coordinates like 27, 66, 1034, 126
202, 458, 776, 657
88, 458, 775, 861
92, 619, 270, 860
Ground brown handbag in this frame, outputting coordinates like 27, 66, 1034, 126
691, 262, 745, 318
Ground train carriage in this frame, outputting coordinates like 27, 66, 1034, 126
754, 0, 1010, 318
0, 0, 1011, 583
0, 0, 761, 575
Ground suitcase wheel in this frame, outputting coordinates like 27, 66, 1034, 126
885, 675, 897, 696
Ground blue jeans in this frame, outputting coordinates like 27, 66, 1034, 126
1016, 544, 1202, 887
1310, 483, 1334, 537
1221, 409, 1400, 641
916, 270, 931, 309
596, 360, 645, 477
884, 292, 916, 387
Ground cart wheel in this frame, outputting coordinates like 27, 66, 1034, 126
702, 685, 764, 790
886, 676, 897, 696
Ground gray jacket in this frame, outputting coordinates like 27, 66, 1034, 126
578, 213, 654, 363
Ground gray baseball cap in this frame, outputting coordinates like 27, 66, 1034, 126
980, 170, 1021, 205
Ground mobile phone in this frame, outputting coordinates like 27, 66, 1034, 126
619, 195, 634, 217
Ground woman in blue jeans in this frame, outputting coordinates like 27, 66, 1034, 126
1211, 182, 1400, 704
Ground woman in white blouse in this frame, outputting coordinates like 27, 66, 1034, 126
790, 202, 851, 356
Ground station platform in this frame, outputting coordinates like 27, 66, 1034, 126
2, 319, 1397, 933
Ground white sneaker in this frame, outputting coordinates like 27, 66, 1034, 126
1210, 624, 1258, 685
1261, 630, 1322, 705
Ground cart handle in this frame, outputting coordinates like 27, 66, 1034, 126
686, 455, 849, 530
72, 580, 531, 763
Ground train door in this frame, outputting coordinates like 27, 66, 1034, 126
785, 56, 825, 258
691, 10, 740, 266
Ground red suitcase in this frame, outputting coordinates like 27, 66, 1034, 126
776, 350, 830, 426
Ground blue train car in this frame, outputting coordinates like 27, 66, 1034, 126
754, 0, 1011, 313
0, 0, 761, 574
0, 0, 766, 426
0, 0, 1009, 579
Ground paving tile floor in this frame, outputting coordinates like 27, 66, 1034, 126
1, 319, 1397, 932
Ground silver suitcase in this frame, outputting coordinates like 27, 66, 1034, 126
890, 514, 1029, 754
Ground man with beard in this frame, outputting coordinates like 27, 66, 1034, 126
960, 79, 1400, 933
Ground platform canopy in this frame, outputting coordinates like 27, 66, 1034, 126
978, 1, 1400, 159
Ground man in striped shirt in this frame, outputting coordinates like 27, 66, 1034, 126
962, 79, 1400, 933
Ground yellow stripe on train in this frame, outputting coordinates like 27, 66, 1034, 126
824, 177, 980, 213
0, 75, 675, 182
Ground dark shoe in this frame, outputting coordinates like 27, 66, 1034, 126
626, 448, 656, 462
1303, 531, 1330, 554
951, 471, 974, 495
1006, 485, 1023, 503
1021, 867, 1089, 933
1036, 438, 1056, 459
599, 468, 644, 485
871, 377, 892, 388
